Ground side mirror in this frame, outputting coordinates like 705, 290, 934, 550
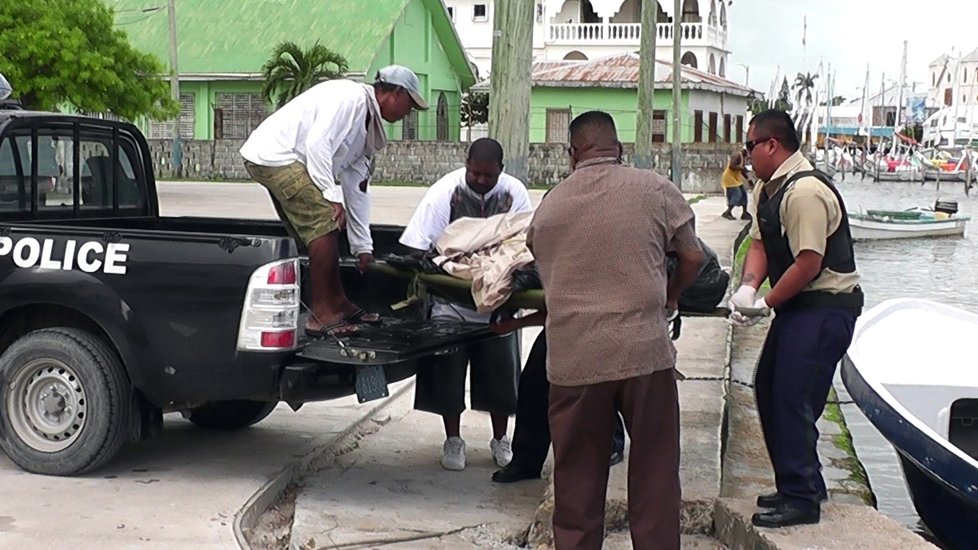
0, 74, 10, 101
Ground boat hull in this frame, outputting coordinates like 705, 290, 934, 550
842, 356, 978, 550
848, 216, 967, 241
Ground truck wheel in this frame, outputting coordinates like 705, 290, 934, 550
186, 400, 277, 430
0, 328, 131, 476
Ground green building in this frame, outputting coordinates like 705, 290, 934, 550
475, 53, 756, 145
107, 0, 476, 141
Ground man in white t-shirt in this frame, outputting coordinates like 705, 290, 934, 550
240, 65, 426, 337
399, 138, 533, 471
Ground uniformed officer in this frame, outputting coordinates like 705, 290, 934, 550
729, 109, 863, 528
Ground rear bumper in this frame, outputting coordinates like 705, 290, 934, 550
278, 359, 418, 406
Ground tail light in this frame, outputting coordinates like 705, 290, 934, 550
236, 258, 300, 351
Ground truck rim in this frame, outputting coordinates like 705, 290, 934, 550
6, 358, 88, 452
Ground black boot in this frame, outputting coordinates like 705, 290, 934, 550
721, 208, 735, 220
751, 502, 820, 528
491, 463, 541, 483
740, 210, 753, 221
756, 491, 828, 509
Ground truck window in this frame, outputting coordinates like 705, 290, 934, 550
35, 130, 73, 212
78, 131, 145, 210
0, 136, 28, 213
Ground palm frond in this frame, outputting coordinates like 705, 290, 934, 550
259, 41, 349, 109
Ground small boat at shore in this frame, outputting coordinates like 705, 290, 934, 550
848, 202, 969, 241
842, 298, 978, 550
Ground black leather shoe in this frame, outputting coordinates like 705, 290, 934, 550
751, 503, 820, 528
491, 463, 541, 483
610, 450, 624, 467
756, 491, 828, 509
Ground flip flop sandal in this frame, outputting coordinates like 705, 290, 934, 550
344, 307, 382, 325
304, 320, 361, 338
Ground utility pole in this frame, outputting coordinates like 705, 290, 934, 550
634, 0, 657, 170
671, 0, 682, 188
488, 0, 533, 184
167, 0, 183, 177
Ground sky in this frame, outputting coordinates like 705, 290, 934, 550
726, 0, 976, 103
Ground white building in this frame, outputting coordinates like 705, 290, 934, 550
927, 49, 978, 109
445, 0, 732, 81
924, 49, 978, 146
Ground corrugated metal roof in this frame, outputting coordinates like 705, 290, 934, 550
476, 52, 757, 97
105, 0, 476, 87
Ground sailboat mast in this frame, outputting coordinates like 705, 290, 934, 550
897, 41, 908, 136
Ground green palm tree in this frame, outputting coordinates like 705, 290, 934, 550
793, 72, 818, 106
260, 41, 349, 110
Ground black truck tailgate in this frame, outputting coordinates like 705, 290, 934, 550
296, 318, 497, 365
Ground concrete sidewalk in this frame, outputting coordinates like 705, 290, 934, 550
265, 193, 936, 549
286, 196, 741, 549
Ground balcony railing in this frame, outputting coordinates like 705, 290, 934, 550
547, 22, 726, 48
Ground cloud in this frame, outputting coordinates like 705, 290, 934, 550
728, 0, 974, 101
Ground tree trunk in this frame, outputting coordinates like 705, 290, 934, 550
488, 0, 533, 184
634, 0, 657, 170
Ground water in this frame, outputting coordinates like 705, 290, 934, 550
832, 173, 977, 544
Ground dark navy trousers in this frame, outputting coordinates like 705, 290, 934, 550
754, 306, 857, 509
511, 330, 625, 473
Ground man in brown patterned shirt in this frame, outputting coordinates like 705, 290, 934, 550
526, 111, 704, 550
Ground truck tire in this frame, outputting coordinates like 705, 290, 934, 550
186, 400, 277, 430
0, 328, 131, 476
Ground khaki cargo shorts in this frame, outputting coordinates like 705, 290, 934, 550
244, 161, 339, 245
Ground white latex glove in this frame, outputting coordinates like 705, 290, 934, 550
729, 296, 771, 327
729, 310, 761, 327
728, 285, 757, 311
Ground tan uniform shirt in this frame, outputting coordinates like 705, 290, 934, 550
527, 158, 699, 387
748, 151, 860, 294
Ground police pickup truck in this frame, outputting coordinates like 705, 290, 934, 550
0, 110, 488, 476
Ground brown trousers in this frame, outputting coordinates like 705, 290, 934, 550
549, 369, 680, 550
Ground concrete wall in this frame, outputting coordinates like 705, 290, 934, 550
148, 139, 740, 193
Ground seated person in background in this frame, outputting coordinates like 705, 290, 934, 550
398, 138, 533, 471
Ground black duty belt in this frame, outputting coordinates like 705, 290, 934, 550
777, 286, 864, 314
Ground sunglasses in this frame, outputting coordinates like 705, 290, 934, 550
745, 136, 776, 153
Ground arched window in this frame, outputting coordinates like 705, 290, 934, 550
681, 51, 698, 68
436, 92, 449, 141
656, 1, 671, 23
563, 50, 588, 60
708, 0, 716, 25
681, 0, 701, 23
719, 57, 726, 77
932, 73, 936, 86
720, 2, 727, 28
708, 54, 716, 74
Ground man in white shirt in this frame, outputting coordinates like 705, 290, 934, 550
399, 138, 533, 471
240, 65, 426, 336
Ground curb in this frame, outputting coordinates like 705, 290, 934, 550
232, 381, 415, 549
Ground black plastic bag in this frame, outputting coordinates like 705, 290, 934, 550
667, 239, 730, 313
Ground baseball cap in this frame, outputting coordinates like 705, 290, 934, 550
375, 65, 429, 110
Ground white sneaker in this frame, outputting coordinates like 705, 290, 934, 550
441, 437, 466, 471
490, 436, 513, 467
